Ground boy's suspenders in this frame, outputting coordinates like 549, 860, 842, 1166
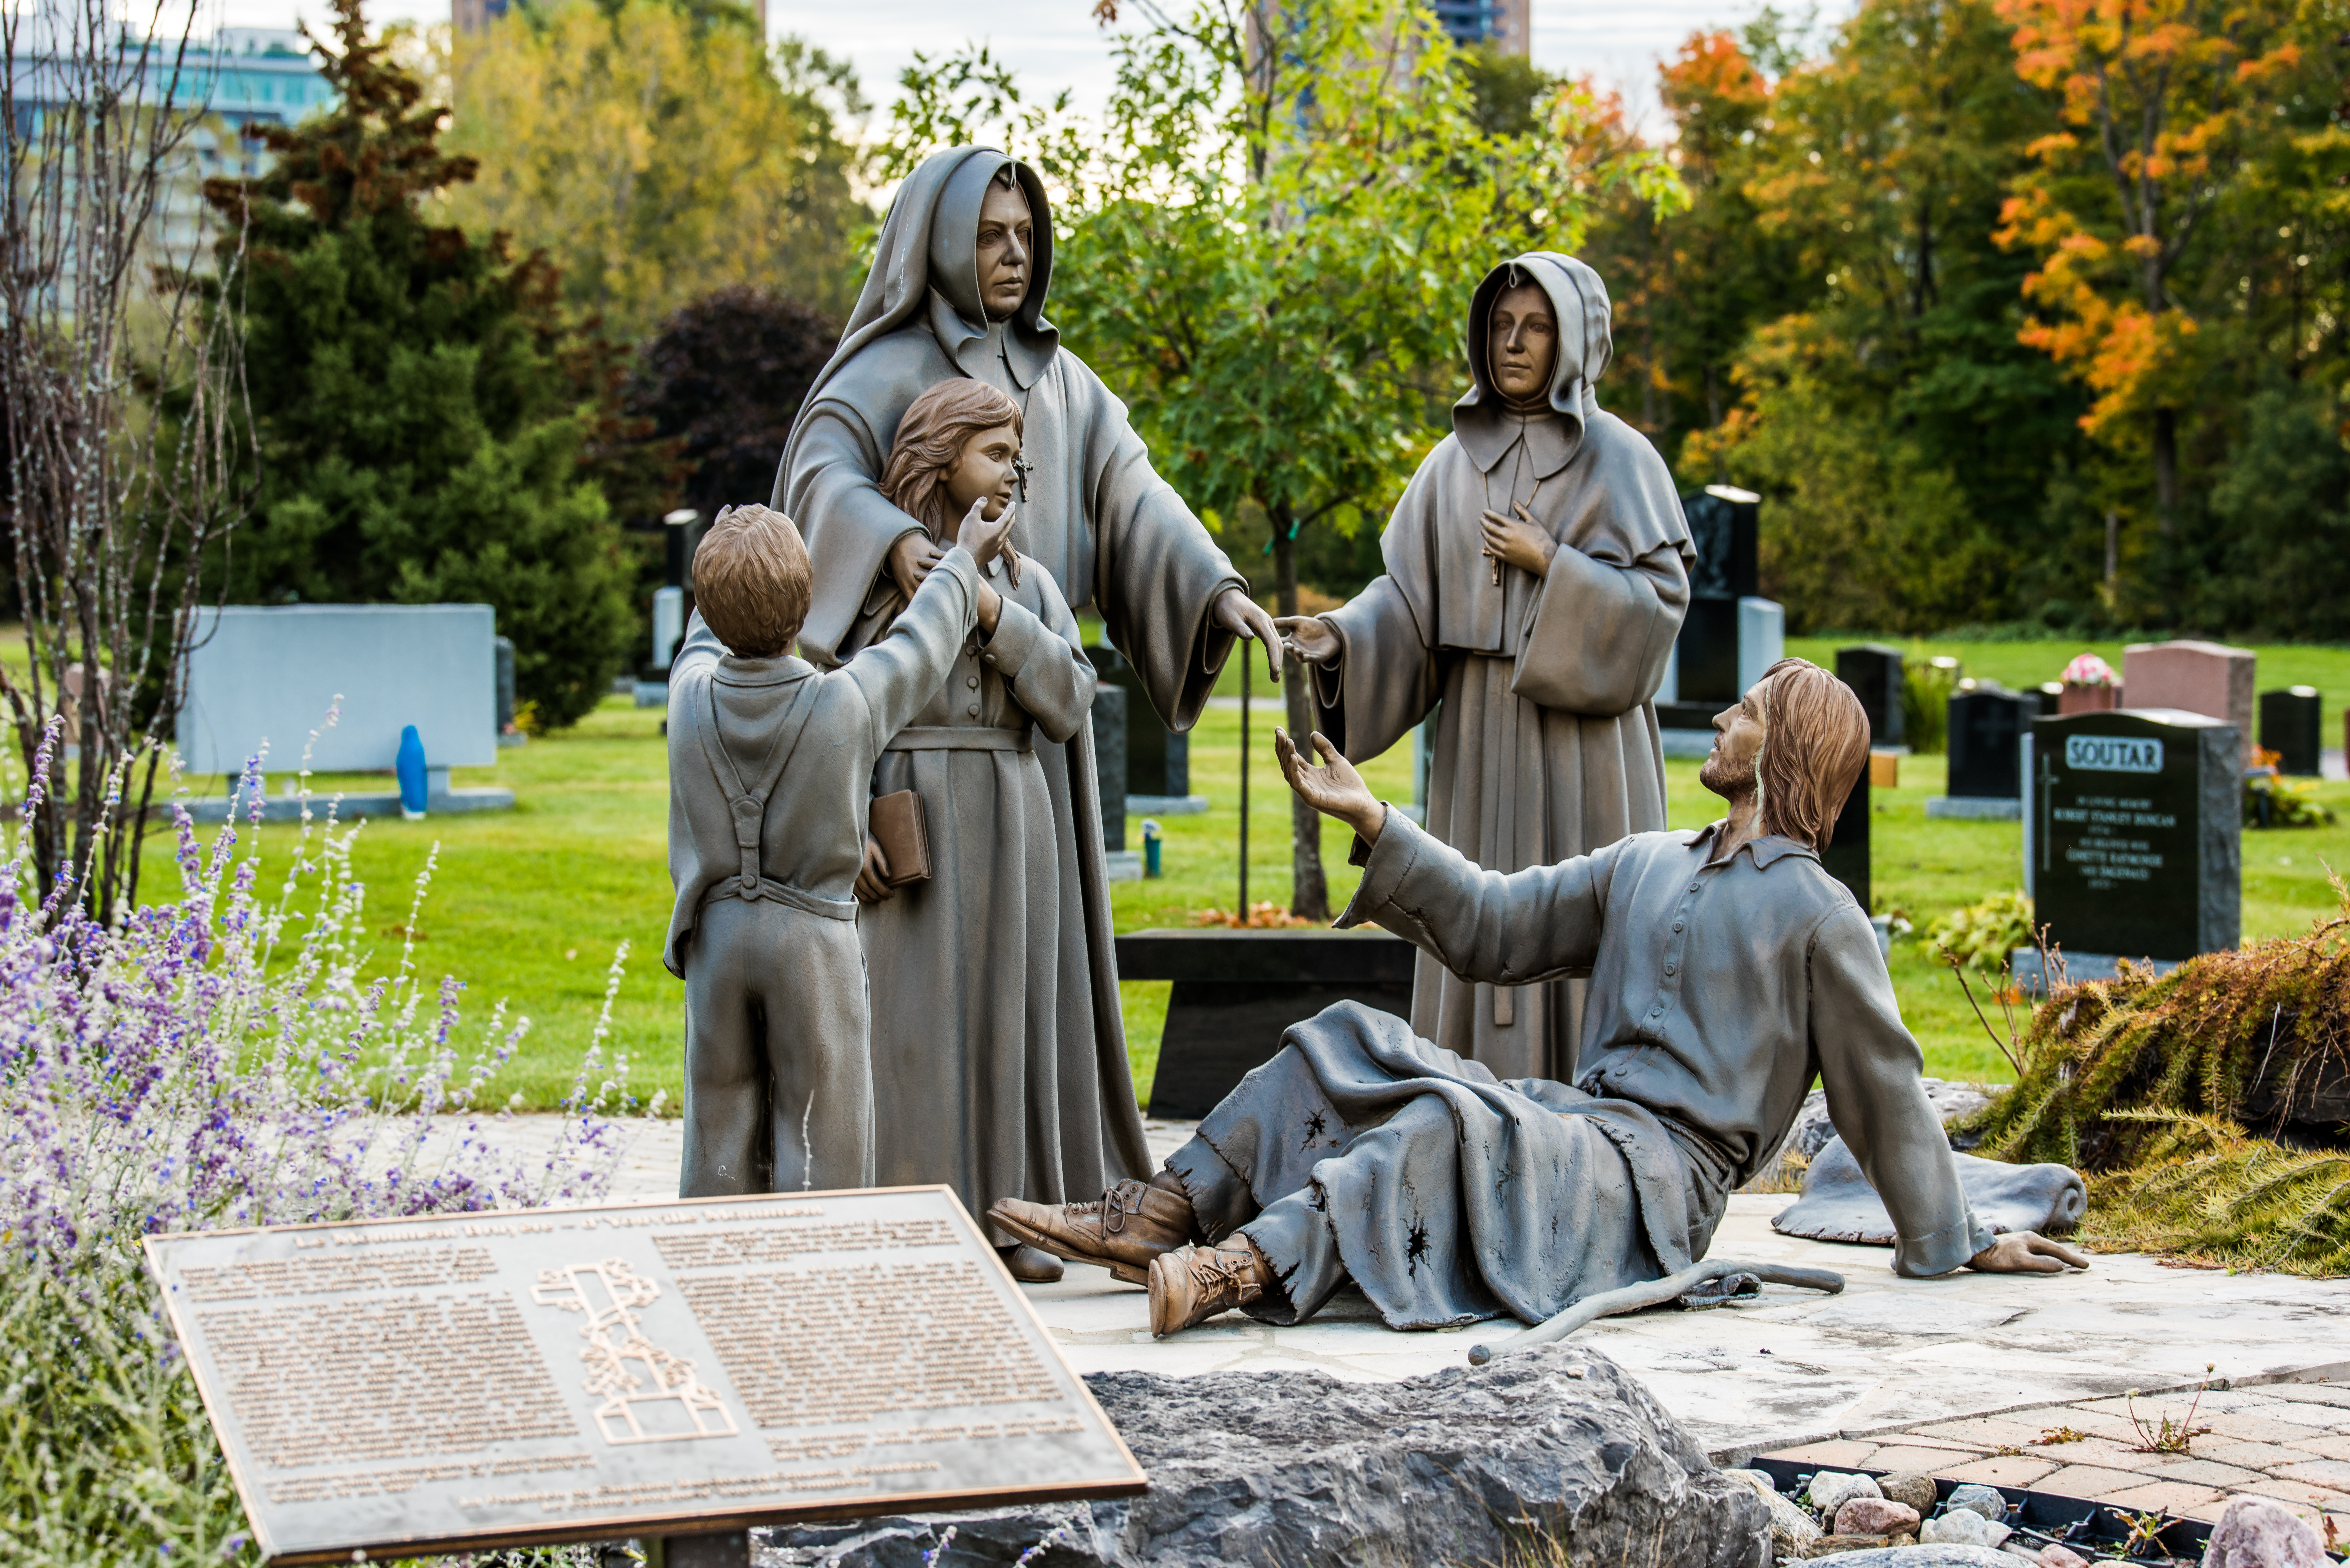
694, 673, 828, 908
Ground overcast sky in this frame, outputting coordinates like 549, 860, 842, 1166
209, 0, 1810, 127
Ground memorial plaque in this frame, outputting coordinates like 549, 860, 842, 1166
144, 1189, 1145, 1565
2028, 709, 2240, 963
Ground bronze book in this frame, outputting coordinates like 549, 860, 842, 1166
869, 789, 932, 886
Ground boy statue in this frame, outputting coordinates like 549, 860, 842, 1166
664, 501, 1015, 1197
992, 658, 2087, 1337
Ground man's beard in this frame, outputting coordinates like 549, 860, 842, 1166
1697, 749, 1754, 800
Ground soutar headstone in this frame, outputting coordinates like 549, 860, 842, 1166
1836, 645, 1905, 750
144, 1189, 1143, 1566
2259, 686, 2322, 777
2026, 709, 2240, 969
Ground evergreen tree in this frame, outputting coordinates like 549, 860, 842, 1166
203, 0, 634, 729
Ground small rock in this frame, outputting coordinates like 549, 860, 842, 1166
2037, 1548, 2092, 1568
1921, 1510, 2011, 1549
1838, 1499, 1924, 1536
1809, 1470, 1886, 1515
2201, 1496, 2331, 1568
1724, 1468, 1823, 1558
1946, 1483, 2010, 1523
1795, 1550, 2020, 1566
1810, 1534, 1893, 1557
1880, 1470, 1939, 1513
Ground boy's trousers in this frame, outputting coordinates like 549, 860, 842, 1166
680, 897, 874, 1196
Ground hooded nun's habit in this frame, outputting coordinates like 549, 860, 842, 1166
1311, 253, 1694, 1085
778, 147, 1247, 1227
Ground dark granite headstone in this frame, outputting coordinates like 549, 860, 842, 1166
2259, 686, 2323, 777
1086, 644, 1189, 798
1120, 930, 1418, 1119
1820, 761, 1869, 913
1835, 645, 1905, 749
1947, 687, 2038, 799
2029, 710, 2240, 962
1671, 487, 1759, 705
494, 635, 516, 733
1090, 684, 1127, 851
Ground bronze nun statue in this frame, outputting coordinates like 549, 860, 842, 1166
778, 146, 1281, 1276
1278, 253, 1694, 1086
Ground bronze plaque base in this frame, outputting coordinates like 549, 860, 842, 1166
145, 1187, 1144, 1565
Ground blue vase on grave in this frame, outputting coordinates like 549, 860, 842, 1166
396, 725, 428, 819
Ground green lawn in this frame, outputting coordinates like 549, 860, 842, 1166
149, 651, 2350, 1111
1785, 634, 2350, 723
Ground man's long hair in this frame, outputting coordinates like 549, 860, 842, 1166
1753, 658, 1871, 853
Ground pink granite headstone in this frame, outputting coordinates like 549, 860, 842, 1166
2122, 639, 2256, 767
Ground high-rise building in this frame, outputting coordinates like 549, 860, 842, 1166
1430, 0, 1530, 54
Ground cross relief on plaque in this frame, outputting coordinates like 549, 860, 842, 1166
533, 1258, 739, 1445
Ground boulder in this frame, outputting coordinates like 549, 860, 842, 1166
1837, 1499, 1924, 1536
2037, 1547, 2092, 1568
2200, 1496, 2331, 1568
1810, 1534, 1895, 1556
1750, 1081, 1998, 1188
1724, 1468, 1824, 1559
1792, 1550, 2020, 1567
1920, 1510, 2010, 1550
758, 1345, 1769, 1568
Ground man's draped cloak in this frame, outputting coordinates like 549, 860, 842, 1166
1314, 253, 1695, 1085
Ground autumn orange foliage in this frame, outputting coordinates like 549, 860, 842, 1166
1993, 0, 2301, 445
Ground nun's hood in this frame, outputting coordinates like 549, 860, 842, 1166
787, 146, 1058, 440
1452, 252, 1615, 476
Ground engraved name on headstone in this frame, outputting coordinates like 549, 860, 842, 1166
145, 1188, 1144, 1566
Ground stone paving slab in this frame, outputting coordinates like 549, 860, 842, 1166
525, 1114, 2350, 1533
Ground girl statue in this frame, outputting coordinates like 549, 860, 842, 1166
850, 377, 1141, 1282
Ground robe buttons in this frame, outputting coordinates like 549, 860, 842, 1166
966, 676, 980, 689
967, 703, 981, 717
1672, 921, 1683, 932
1663, 964, 1676, 977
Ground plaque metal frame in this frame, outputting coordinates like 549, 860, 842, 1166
145, 1186, 1146, 1565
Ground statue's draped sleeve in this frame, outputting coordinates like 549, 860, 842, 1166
777, 396, 925, 668
1067, 357, 1245, 731
1310, 458, 1444, 763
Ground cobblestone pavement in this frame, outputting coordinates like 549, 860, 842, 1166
1765, 1381, 2350, 1535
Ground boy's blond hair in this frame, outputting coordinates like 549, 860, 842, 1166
692, 504, 812, 659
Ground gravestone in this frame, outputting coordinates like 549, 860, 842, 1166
495, 636, 521, 745
1657, 487, 1782, 753
1820, 763, 1869, 914
2026, 709, 2240, 968
2123, 639, 2255, 769
1928, 686, 2037, 819
144, 1190, 1142, 1566
2259, 686, 2322, 777
1091, 684, 1128, 853
1121, 929, 1418, 1119
180, 605, 514, 822
1085, 645, 1201, 813
1836, 645, 1905, 749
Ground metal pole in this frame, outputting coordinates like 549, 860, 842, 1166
1238, 640, 1250, 917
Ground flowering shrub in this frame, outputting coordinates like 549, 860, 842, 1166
0, 727, 641, 1565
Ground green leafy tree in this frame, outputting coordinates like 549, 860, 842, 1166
890, 0, 1677, 916
204, 0, 635, 729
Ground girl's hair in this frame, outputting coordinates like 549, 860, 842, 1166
880, 379, 1024, 537
1752, 657, 1872, 854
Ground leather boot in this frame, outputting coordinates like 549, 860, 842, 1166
1147, 1239, 1267, 1337
995, 1243, 1065, 1283
988, 1176, 1197, 1286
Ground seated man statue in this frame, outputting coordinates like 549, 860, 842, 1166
991, 658, 2086, 1337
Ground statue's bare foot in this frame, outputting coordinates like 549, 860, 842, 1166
1148, 1240, 1267, 1337
989, 1177, 1195, 1286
